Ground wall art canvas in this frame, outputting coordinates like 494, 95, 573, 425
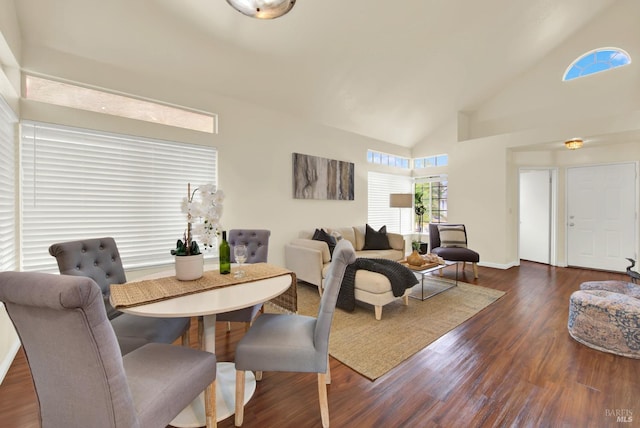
292, 153, 354, 200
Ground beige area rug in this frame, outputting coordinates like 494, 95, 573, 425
270, 280, 505, 381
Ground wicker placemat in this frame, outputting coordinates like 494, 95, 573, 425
111, 263, 296, 310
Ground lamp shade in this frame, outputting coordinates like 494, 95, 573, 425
389, 193, 413, 208
226, 0, 296, 19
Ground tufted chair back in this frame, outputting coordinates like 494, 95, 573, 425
228, 229, 270, 264
49, 237, 126, 320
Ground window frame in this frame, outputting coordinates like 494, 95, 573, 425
0, 96, 17, 272
563, 47, 631, 81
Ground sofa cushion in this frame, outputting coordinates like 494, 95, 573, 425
328, 227, 357, 248
355, 249, 403, 261
438, 225, 467, 248
312, 228, 337, 257
363, 224, 391, 250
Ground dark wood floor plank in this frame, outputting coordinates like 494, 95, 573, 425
1, 262, 638, 428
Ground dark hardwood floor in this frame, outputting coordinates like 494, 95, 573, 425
1, 262, 638, 428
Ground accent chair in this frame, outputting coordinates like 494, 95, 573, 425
0, 271, 217, 428
217, 229, 271, 331
233, 239, 356, 428
429, 223, 480, 278
49, 237, 191, 355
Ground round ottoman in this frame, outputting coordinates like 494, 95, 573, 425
568, 289, 640, 358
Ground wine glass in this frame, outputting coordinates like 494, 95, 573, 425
234, 244, 248, 278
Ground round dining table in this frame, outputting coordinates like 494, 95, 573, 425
118, 267, 293, 427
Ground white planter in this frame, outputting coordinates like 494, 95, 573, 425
175, 254, 204, 281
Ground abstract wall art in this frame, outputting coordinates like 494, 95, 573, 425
292, 153, 354, 200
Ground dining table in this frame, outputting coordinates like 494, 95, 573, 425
110, 263, 296, 427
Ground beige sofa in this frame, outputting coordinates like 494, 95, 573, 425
285, 226, 408, 320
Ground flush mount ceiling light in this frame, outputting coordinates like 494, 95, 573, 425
564, 138, 584, 150
226, 0, 296, 19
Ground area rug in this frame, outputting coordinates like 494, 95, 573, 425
269, 280, 505, 381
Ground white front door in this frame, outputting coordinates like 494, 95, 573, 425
519, 169, 551, 264
567, 163, 637, 272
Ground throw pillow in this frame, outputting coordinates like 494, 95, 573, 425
438, 225, 467, 248
363, 224, 391, 250
312, 228, 337, 257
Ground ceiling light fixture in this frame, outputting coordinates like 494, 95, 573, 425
226, 0, 296, 19
564, 138, 584, 150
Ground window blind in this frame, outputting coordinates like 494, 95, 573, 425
367, 172, 413, 233
0, 97, 17, 272
20, 121, 218, 272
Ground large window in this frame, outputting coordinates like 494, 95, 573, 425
367, 150, 411, 169
367, 172, 413, 233
0, 97, 17, 272
20, 121, 217, 273
414, 176, 448, 232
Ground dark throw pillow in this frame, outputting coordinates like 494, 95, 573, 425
363, 224, 391, 250
312, 228, 337, 257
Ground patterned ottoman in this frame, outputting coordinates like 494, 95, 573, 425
568, 289, 640, 358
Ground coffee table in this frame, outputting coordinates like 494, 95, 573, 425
408, 261, 460, 301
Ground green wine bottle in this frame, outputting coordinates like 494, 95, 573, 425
219, 230, 231, 275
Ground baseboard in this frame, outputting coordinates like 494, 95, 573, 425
0, 337, 20, 384
478, 260, 519, 270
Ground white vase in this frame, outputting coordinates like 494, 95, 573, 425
175, 253, 204, 281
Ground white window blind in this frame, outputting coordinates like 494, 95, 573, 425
20, 121, 217, 273
367, 172, 413, 233
0, 97, 17, 272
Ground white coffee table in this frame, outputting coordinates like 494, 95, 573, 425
117, 267, 293, 426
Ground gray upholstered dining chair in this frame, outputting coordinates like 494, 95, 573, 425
217, 229, 271, 331
429, 223, 480, 278
234, 239, 355, 428
49, 237, 191, 355
0, 271, 217, 428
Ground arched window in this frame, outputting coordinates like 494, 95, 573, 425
563, 48, 631, 81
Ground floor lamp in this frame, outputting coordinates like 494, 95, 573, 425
389, 193, 413, 234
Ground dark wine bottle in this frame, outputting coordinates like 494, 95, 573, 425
219, 230, 231, 274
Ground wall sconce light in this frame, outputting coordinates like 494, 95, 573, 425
226, 0, 296, 19
564, 138, 584, 150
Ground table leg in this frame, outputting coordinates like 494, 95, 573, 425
170, 314, 257, 427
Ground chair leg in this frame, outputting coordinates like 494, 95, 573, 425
235, 371, 245, 427
403, 295, 409, 306
374, 305, 382, 321
473, 262, 479, 278
255, 371, 263, 381
198, 316, 205, 350
317, 373, 330, 428
181, 326, 190, 347
205, 379, 217, 428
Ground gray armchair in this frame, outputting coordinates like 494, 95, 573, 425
233, 239, 356, 427
48, 237, 191, 355
217, 229, 271, 330
429, 223, 480, 278
0, 271, 217, 428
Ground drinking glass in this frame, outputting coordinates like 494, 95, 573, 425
234, 244, 248, 278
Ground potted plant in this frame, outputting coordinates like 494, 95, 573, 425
171, 183, 224, 280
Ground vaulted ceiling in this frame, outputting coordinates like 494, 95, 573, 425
14, 0, 618, 147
